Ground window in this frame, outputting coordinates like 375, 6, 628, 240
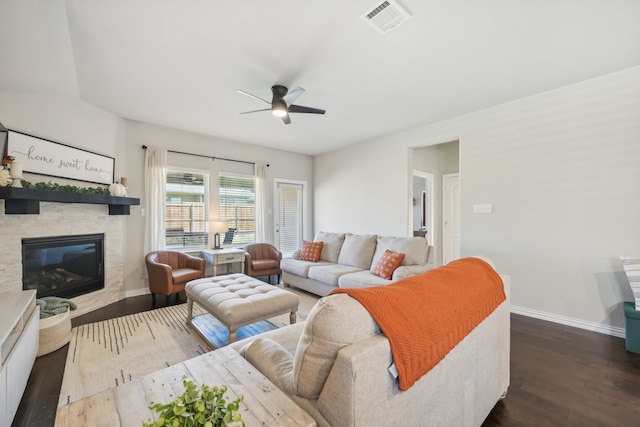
165, 169, 209, 248
219, 173, 255, 245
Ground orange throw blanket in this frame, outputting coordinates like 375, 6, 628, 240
329, 257, 505, 391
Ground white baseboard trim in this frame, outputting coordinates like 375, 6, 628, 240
511, 305, 625, 339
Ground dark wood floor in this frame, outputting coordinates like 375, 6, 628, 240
13, 294, 640, 427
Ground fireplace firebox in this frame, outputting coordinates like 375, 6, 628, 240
22, 233, 105, 299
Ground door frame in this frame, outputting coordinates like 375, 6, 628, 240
273, 178, 307, 255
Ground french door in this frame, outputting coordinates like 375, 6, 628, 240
274, 180, 304, 257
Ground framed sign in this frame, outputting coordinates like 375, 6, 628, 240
7, 130, 115, 185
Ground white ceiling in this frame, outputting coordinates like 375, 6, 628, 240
1, 0, 639, 156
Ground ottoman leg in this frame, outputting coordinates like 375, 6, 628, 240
186, 297, 194, 325
229, 327, 238, 343
290, 310, 297, 324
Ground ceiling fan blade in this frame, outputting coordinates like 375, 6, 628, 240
282, 87, 305, 106
281, 113, 292, 125
236, 89, 271, 105
288, 104, 326, 115
240, 108, 271, 114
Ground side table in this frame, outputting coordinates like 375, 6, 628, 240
201, 248, 245, 276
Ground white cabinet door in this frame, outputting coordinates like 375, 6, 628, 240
6, 306, 39, 426
0, 364, 7, 427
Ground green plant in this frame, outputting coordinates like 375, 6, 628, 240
143, 377, 245, 427
19, 180, 110, 195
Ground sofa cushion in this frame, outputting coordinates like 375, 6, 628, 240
281, 258, 331, 278
315, 231, 346, 263
337, 233, 377, 269
371, 250, 405, 280
308, 264, 363, 287
338, 270, 392, 288
299, 240, 324, 262
292, 294, 379, 398
371, 236, 429, 267
241, 337, 296, 395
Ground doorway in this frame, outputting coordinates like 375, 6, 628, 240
412, 170, 434, 241
410, 140, 459, 266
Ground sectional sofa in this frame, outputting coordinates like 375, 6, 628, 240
281, 232, 434, 296
233, 257, 511, 426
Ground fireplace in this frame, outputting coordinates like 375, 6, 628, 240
22, 233, 105, 299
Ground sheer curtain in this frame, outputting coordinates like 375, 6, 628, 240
254, 162, 272, 244
144, 147, 167, 254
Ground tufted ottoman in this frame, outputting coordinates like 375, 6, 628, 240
185, 273, 299, 343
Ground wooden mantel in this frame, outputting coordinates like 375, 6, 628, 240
0, 187, 140, 215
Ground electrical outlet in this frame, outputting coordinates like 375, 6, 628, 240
473, 203, 493, 214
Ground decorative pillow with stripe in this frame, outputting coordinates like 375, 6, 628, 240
299, 240, 324, 262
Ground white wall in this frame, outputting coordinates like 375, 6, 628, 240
314, 66, 640, 334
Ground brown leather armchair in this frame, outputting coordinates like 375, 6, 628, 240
145, 251, 205, 305
244, 243, 282, 284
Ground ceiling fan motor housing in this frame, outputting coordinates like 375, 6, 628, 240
271, 85, 288, 102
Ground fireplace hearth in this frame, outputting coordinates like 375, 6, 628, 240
22, 233, 105, 299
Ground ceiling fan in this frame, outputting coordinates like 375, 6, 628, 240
236, 85, 326, 125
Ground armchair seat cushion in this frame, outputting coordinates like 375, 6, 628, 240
173, 268, 205, 285
251, 259, 281, 271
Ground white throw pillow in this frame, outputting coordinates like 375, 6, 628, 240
337, 233, 377, 269
315, 231, 346, 263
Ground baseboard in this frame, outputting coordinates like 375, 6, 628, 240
123, 288, 150, 299
511, 305, 625, 338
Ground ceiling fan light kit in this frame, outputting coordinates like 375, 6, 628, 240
271, 100, 288, 117
237, 85, 325, 125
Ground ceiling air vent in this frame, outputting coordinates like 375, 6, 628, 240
361, 0, 411, 34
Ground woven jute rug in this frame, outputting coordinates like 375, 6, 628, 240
58, 286, 318, 408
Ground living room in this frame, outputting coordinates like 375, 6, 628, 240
1, 1, 640, 426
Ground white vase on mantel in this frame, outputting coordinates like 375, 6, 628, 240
109, 183, 128, 197
10, 161, 23, 188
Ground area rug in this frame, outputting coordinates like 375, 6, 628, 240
58, 286, 318, 407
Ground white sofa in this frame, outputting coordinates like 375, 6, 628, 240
231, 260, 511, 427
281, 232, 434, 296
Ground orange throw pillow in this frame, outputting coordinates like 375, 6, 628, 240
299, 240, 324, 262
371, 249, 405, 280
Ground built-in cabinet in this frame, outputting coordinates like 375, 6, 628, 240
0, 290, 39, 427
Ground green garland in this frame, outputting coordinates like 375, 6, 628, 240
20, 180, 110, 195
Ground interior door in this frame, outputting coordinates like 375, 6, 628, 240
274, 181, 304, 257
442, 173, 460, 264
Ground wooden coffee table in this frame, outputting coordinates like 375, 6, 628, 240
56, 346, 315, 427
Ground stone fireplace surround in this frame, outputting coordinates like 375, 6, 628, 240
0, 201, 126, 318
